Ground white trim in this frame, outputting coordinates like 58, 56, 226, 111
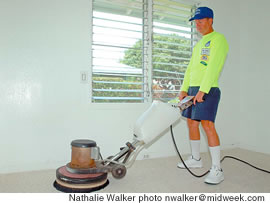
90, 0, 94, 102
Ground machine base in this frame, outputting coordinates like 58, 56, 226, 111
53, 179, 109, 193
53, 165, 109, 193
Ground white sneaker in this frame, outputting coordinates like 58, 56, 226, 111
204, 165, 224, 184
177, 156, 203, 169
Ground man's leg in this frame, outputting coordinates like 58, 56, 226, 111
178, 119, 202, 168
201, 120, 224, 184
187, 118, 200, 140
187, 118, 201, 160
201, 120, 219, 146
201, 120, 220, 167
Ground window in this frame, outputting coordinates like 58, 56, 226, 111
152, 0, 197, 102
91, 0, 146, 103
91, 0, 197, 103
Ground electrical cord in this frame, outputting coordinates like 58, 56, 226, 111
170, 125, 270, 178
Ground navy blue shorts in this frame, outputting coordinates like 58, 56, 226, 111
182, 87, 221, 123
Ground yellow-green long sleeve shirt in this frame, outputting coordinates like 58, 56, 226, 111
180, 31, 229, 94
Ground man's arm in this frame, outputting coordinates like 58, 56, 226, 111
199, 35, 229, 94
193, 90, 205, 105
179, 48, 195, 100
179, 91, 188, 101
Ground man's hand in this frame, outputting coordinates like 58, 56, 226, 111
179, 91, 188, 101
194, 91, 205, 105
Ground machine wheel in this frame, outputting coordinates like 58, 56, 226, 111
111, 165, 127, 179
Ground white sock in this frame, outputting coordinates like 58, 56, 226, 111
209, 146, 221, 168
190, 140, 201, 160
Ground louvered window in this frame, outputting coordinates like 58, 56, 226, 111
91, 0, 197, 103
152, 0, 198, 102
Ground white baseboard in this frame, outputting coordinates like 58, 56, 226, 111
237, 143, 270, 155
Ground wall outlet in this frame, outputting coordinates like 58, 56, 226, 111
80, 71, 88, 83
143, 154, 150, 159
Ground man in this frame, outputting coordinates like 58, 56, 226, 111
177, 7, 229, 184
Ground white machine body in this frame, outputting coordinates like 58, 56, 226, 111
133, 101, 181, 145
104, 97, 193, 171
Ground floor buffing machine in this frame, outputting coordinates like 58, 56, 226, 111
54, 96, 194, 193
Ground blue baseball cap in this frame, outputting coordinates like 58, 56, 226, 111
189, 7, 214, 21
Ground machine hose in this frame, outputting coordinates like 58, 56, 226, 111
170, 125, 270, 177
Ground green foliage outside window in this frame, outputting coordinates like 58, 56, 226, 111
92, 34, 192, 102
